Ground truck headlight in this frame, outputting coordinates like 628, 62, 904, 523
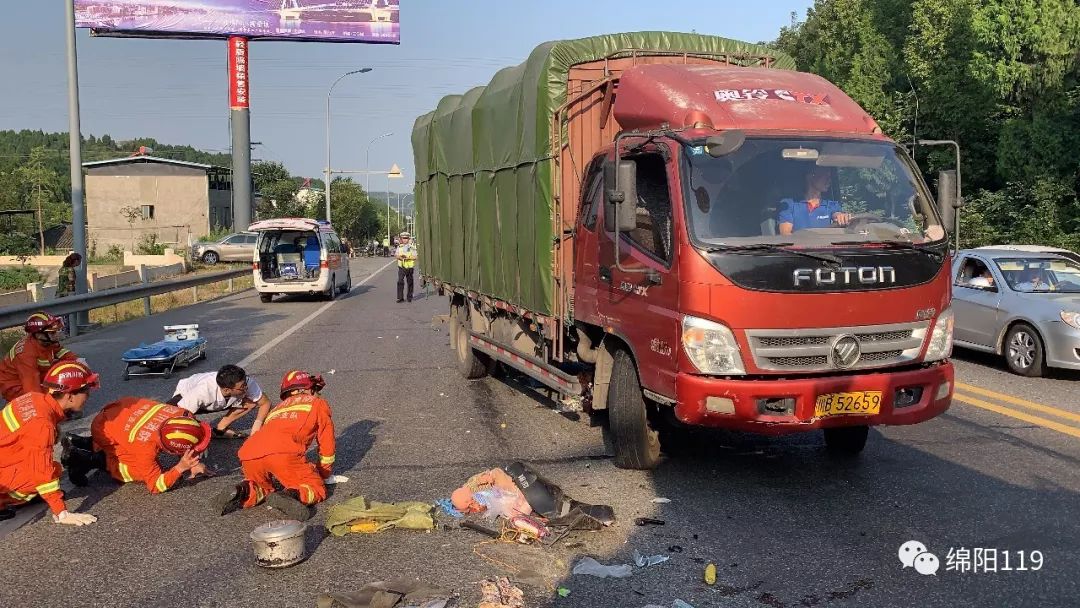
924, 307, 954, 362
681, 315, 745, 375
1061, 311, 1080, 330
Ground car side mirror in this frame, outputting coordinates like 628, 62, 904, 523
604, 160, 637, 233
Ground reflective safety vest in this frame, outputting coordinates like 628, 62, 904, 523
395, 244, 417, 269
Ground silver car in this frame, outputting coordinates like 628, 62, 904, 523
952, 248, 1080, 376
192, 232, 258, 264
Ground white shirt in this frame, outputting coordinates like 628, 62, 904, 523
173, 371, 263, 414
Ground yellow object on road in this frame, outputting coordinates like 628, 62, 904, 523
705, 563, 717, 585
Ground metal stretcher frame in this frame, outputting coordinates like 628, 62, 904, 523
121, 339, 207, 381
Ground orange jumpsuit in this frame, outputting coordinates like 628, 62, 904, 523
236, 393, 336, 507
90, 398, 191, 494
0, 393, 67, 514
0, 338, 77, 402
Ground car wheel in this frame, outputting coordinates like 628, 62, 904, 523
824, 425, 869, 457
202, 251, 219, 265
1004, 323, 1046, 377
606, 349, 661, 470
324, 276, 336, 301
260, 293, 273, 303
340, 272, 352, 294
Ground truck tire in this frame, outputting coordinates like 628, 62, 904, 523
824, 425, 869, 457
607, 349, 660, 470
454, 308, 493, 380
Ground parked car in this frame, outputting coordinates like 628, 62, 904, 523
976, 244, 1080, 265
248, 218, 351, 302
192, 232, 257, 264
952, 248, 1080, 376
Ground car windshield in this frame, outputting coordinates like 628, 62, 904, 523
994, 257, 1080, 293
682, 137, 946, 247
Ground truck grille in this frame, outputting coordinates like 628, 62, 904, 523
746, 322, 928, 372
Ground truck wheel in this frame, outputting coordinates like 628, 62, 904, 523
1004, 323, 1046, 377
607, 349, 660, 470
824, 425, 869, 457
260, 293, 273, 303
454, 309, 492, 380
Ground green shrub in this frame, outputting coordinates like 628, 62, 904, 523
135, 233, 167, 255
0, 266, 43, 291
199, 226, 233, 243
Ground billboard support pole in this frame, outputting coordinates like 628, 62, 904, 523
229, 36, 252, 232
65, 0, 89, 328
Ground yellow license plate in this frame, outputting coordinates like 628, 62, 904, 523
814, 391, 883, 418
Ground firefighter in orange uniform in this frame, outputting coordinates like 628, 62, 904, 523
61, 398, 214, 492
0, 313, 80, 403
213, 370, 335, 521
0, 361, 99, 525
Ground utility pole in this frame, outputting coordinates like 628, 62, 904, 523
65, 0, 88, 328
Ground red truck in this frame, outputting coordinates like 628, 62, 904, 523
412, 32, 955, 469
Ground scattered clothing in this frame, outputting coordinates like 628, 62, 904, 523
451, 468, 530, 516
316, 580, 453, 608
325, 495, 435, 536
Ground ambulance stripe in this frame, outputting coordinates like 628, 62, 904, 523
1, 404, 20, 432
36, 480, 60, 495
154, 474, 169, 493
264, 404, 311, 422
118, 463, 134, 483
128, 404, 168, 443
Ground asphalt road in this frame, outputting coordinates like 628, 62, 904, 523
0, 256, 1077, 608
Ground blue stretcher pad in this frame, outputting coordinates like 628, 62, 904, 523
122, 338, 206, 362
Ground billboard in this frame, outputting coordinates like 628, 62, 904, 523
73, 0, 400, 43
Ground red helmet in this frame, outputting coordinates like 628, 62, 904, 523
41, 361, 99, 394
159, 416, 212, 455
25, 312, 64, 337
280, 370, 325, 398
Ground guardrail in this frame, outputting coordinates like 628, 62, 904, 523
0, 267, 250, 332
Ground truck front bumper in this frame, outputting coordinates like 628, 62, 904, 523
673, 362, 953, 434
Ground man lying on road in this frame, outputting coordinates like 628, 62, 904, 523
167, 365, 270, 438
62, 398, 214, 493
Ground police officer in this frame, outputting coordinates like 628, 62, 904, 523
394, 232, 417, 303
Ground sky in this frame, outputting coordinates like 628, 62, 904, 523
1, 1, 812, 194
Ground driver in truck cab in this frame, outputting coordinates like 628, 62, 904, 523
777, 166, 852, 234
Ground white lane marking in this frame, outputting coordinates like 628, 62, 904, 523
237, 259, 395, 368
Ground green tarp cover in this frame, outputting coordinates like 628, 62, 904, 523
412, 31, 795, 317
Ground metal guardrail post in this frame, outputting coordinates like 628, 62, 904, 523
192, 285, 198, 302
228, 278, 234, 292
138, 264, 151, 316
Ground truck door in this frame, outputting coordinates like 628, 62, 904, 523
572, 162, 604, 325
598, 152, 681, 396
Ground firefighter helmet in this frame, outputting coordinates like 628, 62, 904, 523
25, 312, 65, 338
41, 361, 99, 394
279, 370, 325, 398
159, 416, 212, 455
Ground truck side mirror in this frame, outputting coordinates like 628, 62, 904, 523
936, 169, 957, 234
604, 160, 637, 233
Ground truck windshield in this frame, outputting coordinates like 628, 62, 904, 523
682, 137, 946, 248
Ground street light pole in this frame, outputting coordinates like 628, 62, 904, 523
325, 68, 371, 222
65, 1, 88, 331
365, 132, 393, 198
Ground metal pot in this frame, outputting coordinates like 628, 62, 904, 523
250, 519, 307, 568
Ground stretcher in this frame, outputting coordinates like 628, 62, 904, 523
121, 324, 207, 380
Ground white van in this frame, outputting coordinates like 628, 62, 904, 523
249, 218, 351, 302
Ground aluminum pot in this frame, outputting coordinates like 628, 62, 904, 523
250, 519, 307, 568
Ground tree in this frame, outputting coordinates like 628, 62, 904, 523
13, 147, 63, 255
118, 205, 143, 252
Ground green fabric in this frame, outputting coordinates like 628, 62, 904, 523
56, 267, 75, 298
413, 31, 794, 317
324, 496, 435, 537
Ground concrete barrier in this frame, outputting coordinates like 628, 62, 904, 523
0, 290, 32, 307
0, 254, 72, 267
145, 263, 184, 282
123, 249, 187, 270
89, 269, 141, 292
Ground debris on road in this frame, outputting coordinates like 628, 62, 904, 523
632, 550, 669, 568
478, 577, 525, 608
460, 520, 500, 538
704, 563, 717, 585
557, 587, 570, 598
451, 468, 530, 517
634, 517, 665, 526
325, 474, 350, 485
435, 498, 464, 518
644, 601, 695, 608
473, 541, 567, 590
650, 498, 671, 504
316, 580, 454, 608
250, 519, 307, 568
572, 557, 632, 578
325, 496, 435, 536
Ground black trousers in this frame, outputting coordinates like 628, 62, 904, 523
397, 266, 414, 301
